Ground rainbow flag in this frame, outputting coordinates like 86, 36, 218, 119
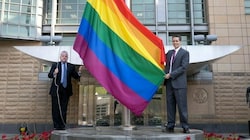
73, 0, 165, 115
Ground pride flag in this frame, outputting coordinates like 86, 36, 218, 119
73, 0, 165, 115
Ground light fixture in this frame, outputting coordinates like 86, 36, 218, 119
39, 35, 62, 46
194, 35, 205, 44
194, 34, 217, 45
205, 34, 217, 45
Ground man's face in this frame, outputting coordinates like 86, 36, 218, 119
172, 37, 181, 49
60, 52, 68, 63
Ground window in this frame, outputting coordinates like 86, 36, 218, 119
131, 0, 155, 24
168, 0, 190, 24
56, 0, 86, 24
193, 0, 206, 24
56, 33, 76, 46
43, 0, 52, 24
0, 0, 42, 39
0, 1, 1, 19
245, 0, 250, 14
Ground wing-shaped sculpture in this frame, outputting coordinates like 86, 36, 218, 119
14, 45, 241, 75
164, 45, 241, 75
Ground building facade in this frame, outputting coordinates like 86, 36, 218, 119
0, 0, 249, 133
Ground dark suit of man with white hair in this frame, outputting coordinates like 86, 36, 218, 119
48, 50, 82, 130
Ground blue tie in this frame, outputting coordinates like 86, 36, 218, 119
62, 63, 67, 88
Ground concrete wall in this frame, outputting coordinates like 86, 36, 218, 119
186, 0, 249, 132
208, 0, 250, 123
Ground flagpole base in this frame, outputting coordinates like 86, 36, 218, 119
120, 125, 137, 131
51, 127, 205, 140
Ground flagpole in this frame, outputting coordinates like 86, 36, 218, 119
125, 0, 130, 9
121, 0, 136, 131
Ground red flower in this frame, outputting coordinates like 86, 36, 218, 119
1, 134, 7, 140
29, 133, 36, 139
14, 135, 19, 140
39, 131, 52, 140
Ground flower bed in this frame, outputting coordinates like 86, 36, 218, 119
1, 130, 242, 140
1, 131, 52, 140
204, 132, 240, 140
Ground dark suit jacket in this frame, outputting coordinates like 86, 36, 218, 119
48, 62, 80, 96
165, 47, 189, 89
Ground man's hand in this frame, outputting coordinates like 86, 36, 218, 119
164, 73, 171, 79
78, 66, 83, 73
54, 68, 59, 75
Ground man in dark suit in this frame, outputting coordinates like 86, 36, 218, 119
164, 35, 190, 133
48, 50, 82, 130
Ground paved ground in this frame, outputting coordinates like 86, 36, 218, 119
1, 127, 249, 140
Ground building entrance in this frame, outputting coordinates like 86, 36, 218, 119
78, 84, 166, 127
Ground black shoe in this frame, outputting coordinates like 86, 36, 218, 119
166, 127, 174, 133
54, 128, 65, 130
183, 128, 190, 133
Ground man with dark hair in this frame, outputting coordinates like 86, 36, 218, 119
164, 35, 190, 133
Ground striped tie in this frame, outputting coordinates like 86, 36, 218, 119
169, 50, 175, 72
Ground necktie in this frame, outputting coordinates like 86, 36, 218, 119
62, 63, 67, 88
172, 50, 176, 63
169, 50, 176, 72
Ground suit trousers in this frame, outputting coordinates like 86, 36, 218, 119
166, 83, 189, 129
51, 85, 70, 129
